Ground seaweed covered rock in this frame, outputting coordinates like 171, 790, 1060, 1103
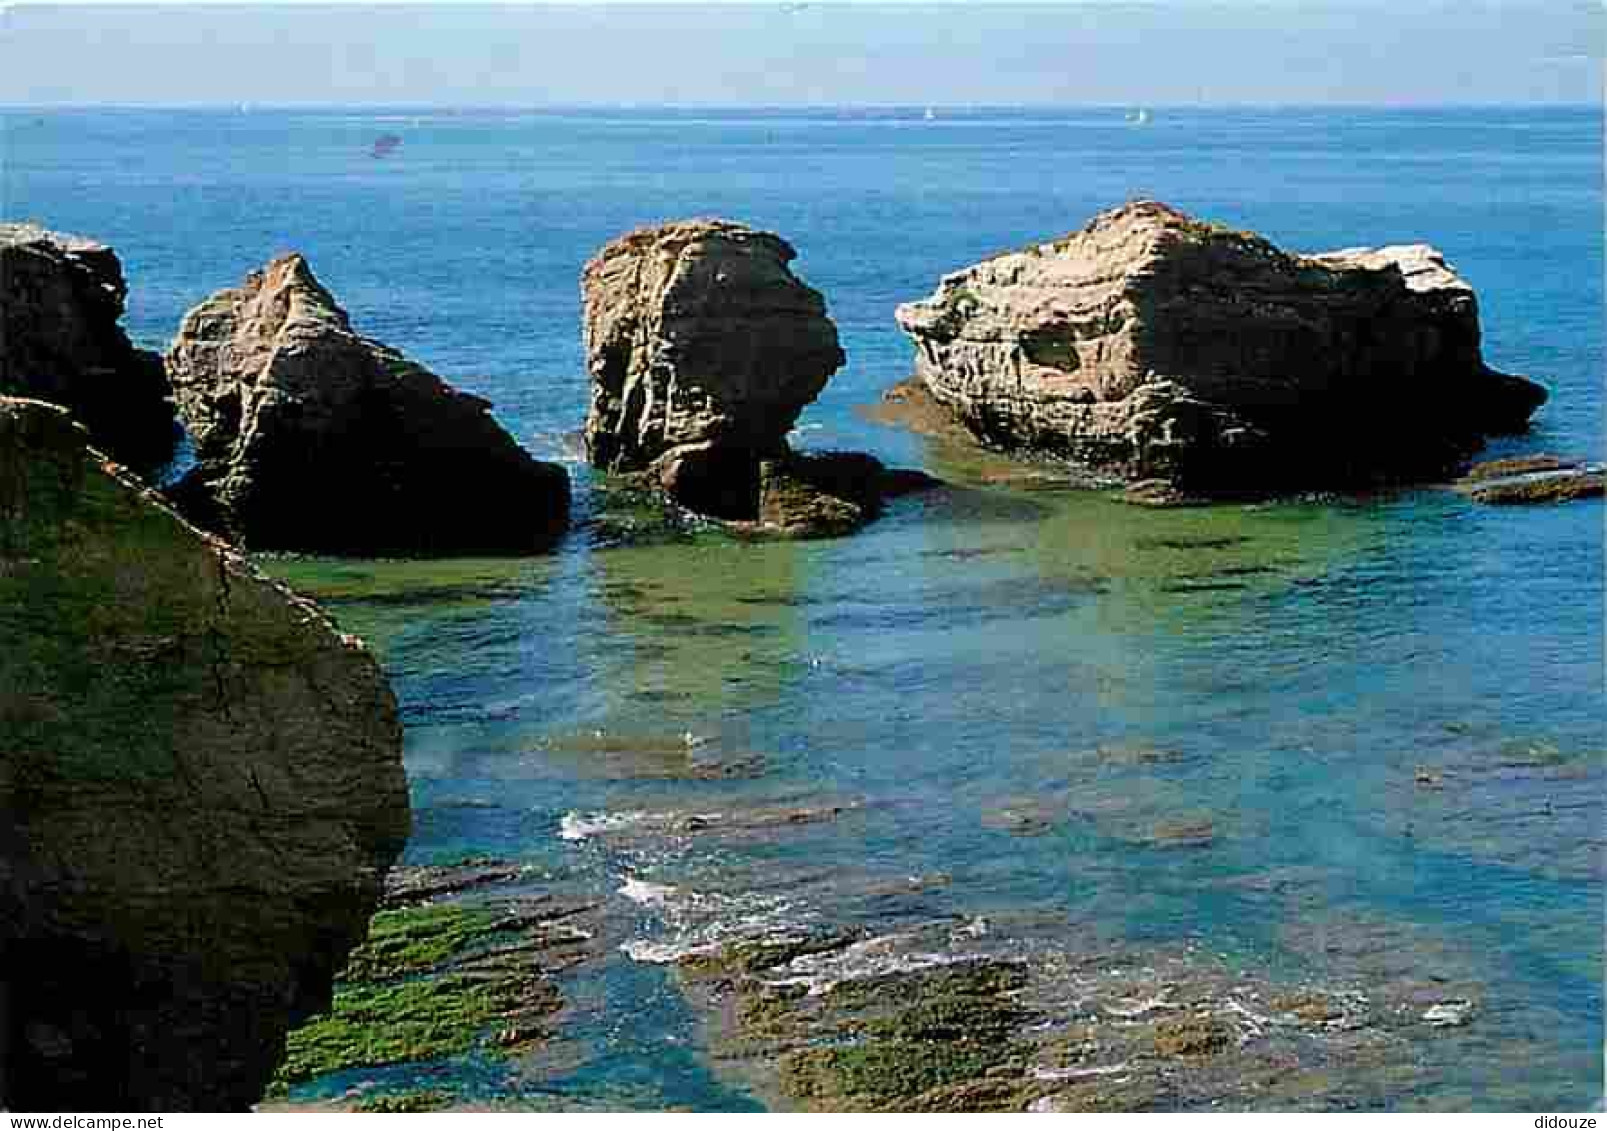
270, 862, 603, 1110
0, 397, 410, 1111
893, 201, 1548, 496
165, 254, 569, 555
583, 219, 930, 536
0, 223, 177, 474
1455, 455, 1604, 505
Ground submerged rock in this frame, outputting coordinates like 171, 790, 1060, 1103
668, 915, 1472, 1112
0, 397, 410, 1110
583, 219, 932, 537
893, 201, 1547, 496
165, 254, 569, 555
271, 862, 603, 1111
1455, 455, 1603, 505
754, 450, 940, 539
0, 223, 177, 474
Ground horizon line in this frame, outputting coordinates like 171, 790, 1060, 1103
6, 99, 1603, 110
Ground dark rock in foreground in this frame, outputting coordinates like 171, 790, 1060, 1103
165, 254, 569, 555
0, 397, 410, 1111
893, 201, 1548, 496
584, 219, 932, 537
755, 450, 940, 539
0, 223, 178, 474
1456, 455, 1604, 505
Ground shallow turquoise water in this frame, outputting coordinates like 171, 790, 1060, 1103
7, 105, 1601, 1109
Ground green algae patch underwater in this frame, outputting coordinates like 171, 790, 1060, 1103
276, 968, 549, 1085
270, 864, 601, 1102
776, 961, 1038, 1112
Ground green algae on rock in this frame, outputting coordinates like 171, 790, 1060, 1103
659, 908, 1525, 1112
355, 1089, 454, 1113
0, 396, 409, 1111
272, 862, 601, 1100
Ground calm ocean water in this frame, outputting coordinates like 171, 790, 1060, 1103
6, 105, 1602, 1110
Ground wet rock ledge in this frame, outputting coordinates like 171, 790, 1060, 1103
583, 218, 935, 538
1454, 455, 1604, 505
893, 201, 1548, 500
165, 253, 570, 555
0, 397, 410, 1110
267, 861, 603, 1113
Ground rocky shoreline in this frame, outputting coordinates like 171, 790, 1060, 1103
2, 201, 1597, 1112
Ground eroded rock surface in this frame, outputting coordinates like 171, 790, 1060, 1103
583, 219, 930, 536
0, 224, 177, 473
582, 220, 843, 491
1454, 455, 1604, 505
0, 397, 410, 1110
165, 254, 569, 554
894, 201, 1547, 496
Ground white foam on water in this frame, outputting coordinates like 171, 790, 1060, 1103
618, 881, 822, 968
764, 932, 986, 997
618, 876, 679, 906
621, 938, 724, 964
558, 809, 648, 842
1030, 1062, 1131, 1082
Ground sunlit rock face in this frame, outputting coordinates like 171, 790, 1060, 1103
895, 200, 1547, 496
582, 219, 846, 517
165, 253, 569, 555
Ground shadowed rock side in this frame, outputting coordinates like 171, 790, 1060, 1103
893, 201, 1548, 497
0, 224, 178, 475
165, 254, 569, 555
583, 219, 934, 537
0, 398, 410, 1111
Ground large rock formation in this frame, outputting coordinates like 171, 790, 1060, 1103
165, 254, 569, 555
582, 219, 845, 506
0, 397, 410, 1110
893, 201, 1547, 495
0, 223, 178, 475
582, 219, 931, 535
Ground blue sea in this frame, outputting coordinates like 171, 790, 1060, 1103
6, 104, 1602, 1110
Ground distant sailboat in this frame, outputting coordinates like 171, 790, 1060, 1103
1129, 108, 1150, 125
924, 106, 937, 122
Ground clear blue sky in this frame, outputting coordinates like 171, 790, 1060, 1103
2, 2, 1601, 106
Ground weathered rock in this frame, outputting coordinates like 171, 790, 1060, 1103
1458, 454, 1579, 482
755, 451, 941, 539
0, 397, 410, 1111
894, 201, 1548, 495
583, 219, 935, 536
1455, 456, 1604, 505
582, 219, 845, 499
0, 224, 178, 474
165, 254, 569, 555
